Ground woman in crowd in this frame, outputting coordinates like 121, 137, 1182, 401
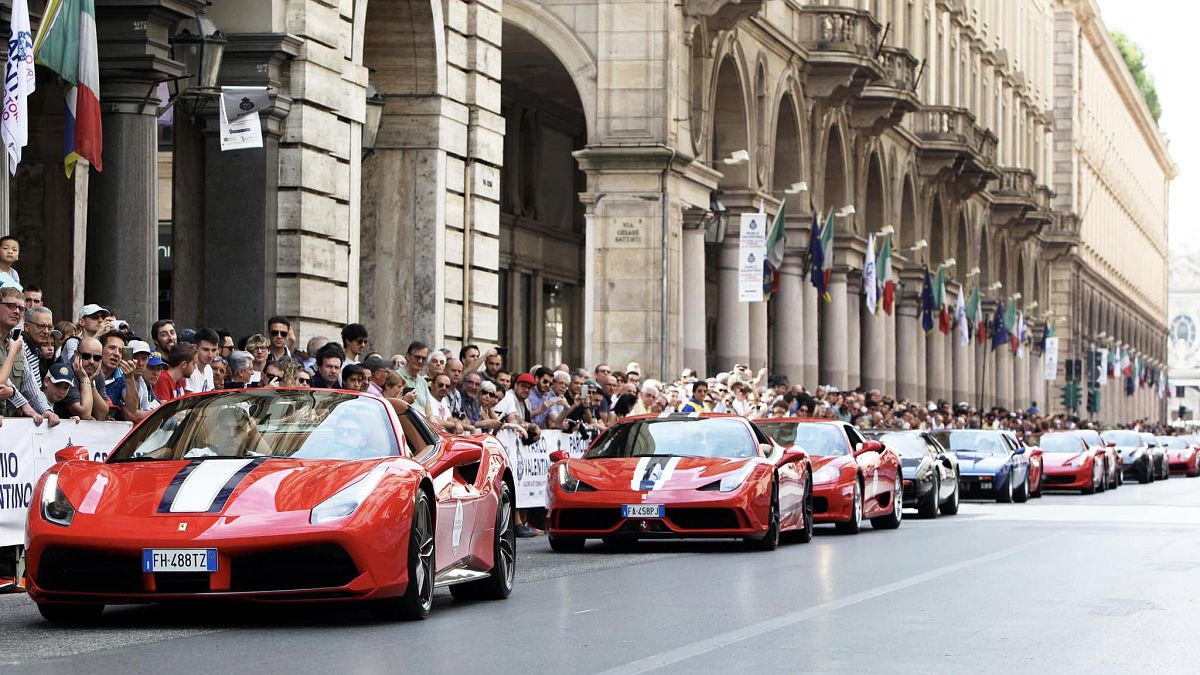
244, 334, 270, 384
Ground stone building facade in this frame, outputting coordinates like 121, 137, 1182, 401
0, 0, 1175, 420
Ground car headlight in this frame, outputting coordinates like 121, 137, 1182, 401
813, 464, 841, 484
557, 463, 582, 492
718, 462, 758, 492
41, 472, 75, 527
310, 469, 386, 524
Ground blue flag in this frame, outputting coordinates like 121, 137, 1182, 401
991, 299, 1008, 351
808, 209, 824, 290
920, 268, 935, 333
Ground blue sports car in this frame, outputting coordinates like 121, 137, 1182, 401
930, 430, 1032, 503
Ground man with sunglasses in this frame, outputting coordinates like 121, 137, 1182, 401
16, 306, 61, 427
62, 336, 110, 420
0, 287, 50, 423
266, 315, 297, 364
399, 340, 432, 415
341, 323, 369, 365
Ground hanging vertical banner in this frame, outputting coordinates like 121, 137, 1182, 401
218, 86, 269, 151
1097, 346, 1108, 384
1043, 336, 1059, 380
738, 212, 767, 302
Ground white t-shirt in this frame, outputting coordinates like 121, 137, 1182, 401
430, 395, 452, 421
494, 391, 530, 423
185, 363, 214, 393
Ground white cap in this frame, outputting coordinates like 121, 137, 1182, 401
128, 340, 152, 355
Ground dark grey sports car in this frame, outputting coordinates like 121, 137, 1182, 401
862, 430, 960, 518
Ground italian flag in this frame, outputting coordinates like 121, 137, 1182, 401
875, 235, 894, 315
933, 267, 950, 334
762, 201, 786, 300
34, 0, 102, 176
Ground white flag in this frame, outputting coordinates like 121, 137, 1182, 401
863, 234, 877, 314
1015, 312, 1026, 358
2, 0, 35, 175
955, 285, 968, 345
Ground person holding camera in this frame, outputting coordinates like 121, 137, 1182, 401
430, 373, 474, 435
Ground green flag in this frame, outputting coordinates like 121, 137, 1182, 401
965, 285, 980, 324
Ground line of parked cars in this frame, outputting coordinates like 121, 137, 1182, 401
544, 414, 1200, 553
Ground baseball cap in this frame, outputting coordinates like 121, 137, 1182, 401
147, 352, 167, 368
516, 373, 536, 386
47, 363, 74, 386
128, 340, 152, 355
78, 304, 109, 320
178, 328, 197, 344
362, 355, 388, 371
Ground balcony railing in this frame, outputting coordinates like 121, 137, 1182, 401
797, 6, 883, 60
914, 106, 997, 168
875, 46, 919, 93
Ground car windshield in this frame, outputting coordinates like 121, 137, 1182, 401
757, 422, 847, 456
1100, 430, 1143, 447
871, 432, 927, 459
1039, 434, 1084, 453
585, 418, 757, 459
930, 431, 1008, 455
108, 390, 401, 462
1159, 437, 1188, 449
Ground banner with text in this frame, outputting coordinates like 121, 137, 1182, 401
1043, 336, 1059, 381
496, 429, 592, 509
0, 420, 132, 546
737, 212, 767, 302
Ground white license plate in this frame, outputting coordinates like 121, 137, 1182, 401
980, 481, 992, 490
622, 504, 665, 518
142, 548, 217, 573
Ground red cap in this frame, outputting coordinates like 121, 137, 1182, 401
516, 373, 537, 386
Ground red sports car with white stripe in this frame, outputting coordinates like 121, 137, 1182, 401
755, 419, 903, 533
545, 414, 813, 551
25, 389, 514, 622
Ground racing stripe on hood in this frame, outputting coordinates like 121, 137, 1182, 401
159, 458, 262, 513
634, 456, 682, 491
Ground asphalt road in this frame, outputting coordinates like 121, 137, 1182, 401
4, 476, 1200, 674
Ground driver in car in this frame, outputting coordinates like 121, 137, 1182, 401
185, 407, 263, 458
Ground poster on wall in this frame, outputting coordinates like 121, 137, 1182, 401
1043, 336, 1059, 380
737, 212, 767, 302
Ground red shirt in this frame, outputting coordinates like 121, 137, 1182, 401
155, 372, 178, 403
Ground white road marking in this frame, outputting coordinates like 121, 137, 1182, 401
597, 534, 1055, 675
574, 608, 596, 615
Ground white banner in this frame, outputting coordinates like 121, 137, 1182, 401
497, 429, 592, 509
1043, 336, 1059, 381
2, 0, 35, 174
218, 86, 268, 151
0, 419, 131, 546
1097, 346, 1108, 383
737, 212, 767, 302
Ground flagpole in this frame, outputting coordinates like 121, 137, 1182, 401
70, 159, 89, 315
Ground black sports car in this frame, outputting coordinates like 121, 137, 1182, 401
863, 430, 960, 518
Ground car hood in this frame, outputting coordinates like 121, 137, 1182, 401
568, 456, 765, 491
953, 452, 1008, 474
1040, 452, 1085, 469
56, 458, 390, 517
1114, 446, 1145, 460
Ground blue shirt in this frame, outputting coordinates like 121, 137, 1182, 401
104, 369, 126, 417
0, 268, 20, 291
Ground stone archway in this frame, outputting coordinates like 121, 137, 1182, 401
821, 124, 849, 219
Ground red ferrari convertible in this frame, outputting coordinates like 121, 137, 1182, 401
756, 419, 903, 534
26, 389, 515, 622
1037, 432, 1108, 493
546, 414, 813, 551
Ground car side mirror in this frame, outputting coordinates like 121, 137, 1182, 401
854, 440, 883, 457
549, 450, 568, 463
1106, 441, 1117, 448
1013, 446, 1026, 455
775, 447, 806, 468
55, 446, 91, 463
447, 444, 483, 468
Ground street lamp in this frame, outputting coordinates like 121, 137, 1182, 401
362, 80, 386, 156
704, 189, 729, 244
169, 2, 226, 116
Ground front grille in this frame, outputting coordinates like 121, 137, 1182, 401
812, 497, 829, 514
1044, 475, 1076, 485
230, 544, 358, 592
666, 508, 741, 530
155, 572, 211, 593
37, 547, 143, 593
556, 508, 623, 531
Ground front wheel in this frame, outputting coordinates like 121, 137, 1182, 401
745, 487, 780, 551
792, 477, 815, 544
450, 482, 515, 601
373, 490, 435, 621
997, 473, 1014, 503
834, 480, 864, 534
1013, 471, 1030, 503
870, 475, 903, 530
940, 473, 960, 515
918, 476, 939, 519
37, 603, 104, 624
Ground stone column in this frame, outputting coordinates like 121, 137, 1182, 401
1013, 351, 1030, 412
802, 276, 819, 388
953, 330, 970, 406
89, 2, 192, 335
896, 300, 920, 402
717, 237, 749, 371
846, 274, 861, 388
884, 307, 897, 395
773, 256, 805, 384
861, 302, 885, 392
997, 347, 1014, 410
819, 271, 849, 389
681, 221, 707, 375
926, 328, 945, 403
749, 301, 768, 372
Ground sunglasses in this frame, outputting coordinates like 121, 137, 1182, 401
78, 352, 103, 362
1, 302, 23, 311
408, 353, 427, 362
298, 377, 312, 385
270, 330, 288, 338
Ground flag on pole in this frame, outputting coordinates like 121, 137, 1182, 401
876, 235, 894, 315
1015, 312, 1026, 358
33, 0, 102, 176
921, 268, 935, 333
955, 285, 968, 346
808, 209, 825, 299
965, 285, 980, 339
810, 210, 833, 302
1005, 301, 1019, 352
863, 234, 877, 315
762, 201, 786, 300
992, 299, 1008, 351
1160, 371, 1169, 399
933, 267, 950, 334
2, 0, 36, 175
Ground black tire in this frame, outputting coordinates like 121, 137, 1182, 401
745, 485, 780, 551
1096, 464, 1107, 492
37, 603, 104, 624
940, 472, 960, 515
450, 482, 515, 601
1161, 459, 1170, 480
918, 476, 939, 519
1189, 459, 1199, 478
792, 476, 815, 544
1032, 470, 1043, 498
372, 490, 435, 621
1141, 460, 1153, 484
1082, 466, 1097, 495
997, 472, 1014, 503
871, 475, 903, 530
1014, 471, 1029, 503
834, 480, 864, 534
549, 534, 586, 552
